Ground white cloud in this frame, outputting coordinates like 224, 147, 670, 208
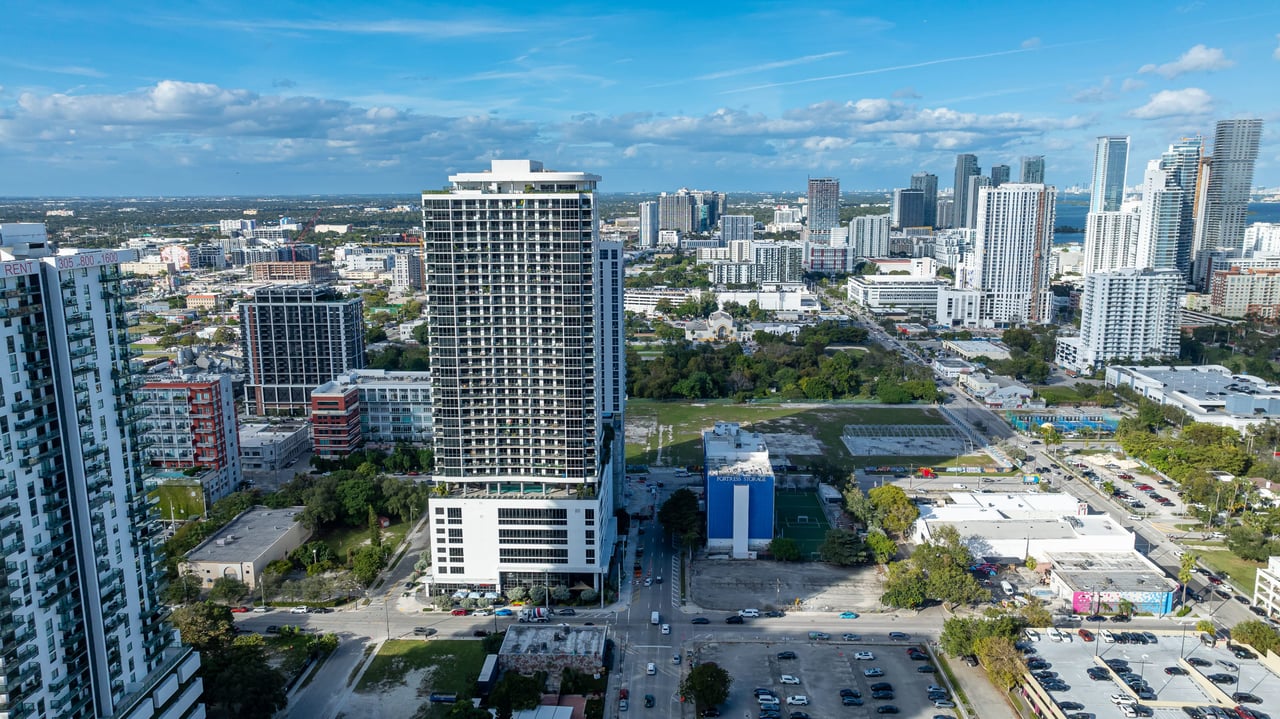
1274, 34, 1280, 60
892, 87, 921, 99
1129, 88, 1213, 119
1139, 44, 1234, 78
1121, 78, 1146, 92
1021, 37, 1041, 49
1071, 77, 1113, 103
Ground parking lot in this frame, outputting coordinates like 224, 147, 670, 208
1020, 628, 1280, 719
692, 636, 959, 719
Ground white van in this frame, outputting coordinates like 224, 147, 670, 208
739, 608, 760, 618
1000, 580, 1015, 596
651, 611, 660, 625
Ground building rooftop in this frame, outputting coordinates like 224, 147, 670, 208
927, 492, 1086, 520
314, 369, 433, 395
239, 422, 309, 447
498, 624, 606, 659
1047, 551, 1179, 594
185, 506, 305, 564
703, 422, 773, 475
1113, 365, 1280, 404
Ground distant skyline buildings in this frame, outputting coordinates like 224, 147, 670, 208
806, 177, 841, 238
910, 172, 938, 227
1089, 136, 1130, 213
1198, 118, 1263, 254
953, 154, 980, 230
1021, 155, 1045, 184
990, 164, 1011, 187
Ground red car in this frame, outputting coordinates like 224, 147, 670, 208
1077, 629, 1094, 642
1208, 576, 1224, 586
1136, 484, 1154, 491
230, 607, 251, 613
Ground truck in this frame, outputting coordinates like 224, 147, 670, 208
518, 608, 550, 623
651, 611, 660, 625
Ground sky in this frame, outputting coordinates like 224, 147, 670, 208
1, 1, 1278, 196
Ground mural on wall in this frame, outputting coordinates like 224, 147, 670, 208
1071, 589, 1173, 615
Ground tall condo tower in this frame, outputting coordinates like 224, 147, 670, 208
990, 164, 1011, 187
0, 224, 204, 719
1198, 119, 1263, 254
637, 201, 658, 248
239, 285, 365, 416
419, 160, 623, 595
910, 172, 938, 227
972, 184, 1056, 325
1089, 136, 1130, 213
806, 177, 841, 239
1020, 155, 1045, 184
953, 154, 980, 228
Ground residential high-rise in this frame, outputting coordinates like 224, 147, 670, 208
240, 284, 366, 415
990, 164, 1011, 187
721, 214, 754, 243
964, 175, 992, 230
970, 184, 1056, 325
310, 369, 434, 457
1135, 160, 1185, 271
1198, 119, 1263, 254
419, 160, 622, 594
392, 250, 425, 290
1055, 268, 1183, 373
1160, 137, 1203, 276
0, 224, 204, 719
1089, 136, 1130, 213
953, 154, 980, 228
910, 172, 938, 227
657, 192, 696, 233
936, 199, 956, 229
638, 200, 658, 248
891, 188, 926, 229
850, 214, 890, 258
1083, 209, 1140, 274
1020, 155, 1045, 184
140, 373, 242, 505
806, 177, 841, 239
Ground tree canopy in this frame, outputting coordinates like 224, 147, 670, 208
680, 662, 732, 710
658, 488, 702, 546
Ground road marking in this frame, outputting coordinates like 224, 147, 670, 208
633, 644, 672, 649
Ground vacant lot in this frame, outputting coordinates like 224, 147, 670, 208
625, 400, 949, 471
149, 481, 205, 522
351, 639, 487, 718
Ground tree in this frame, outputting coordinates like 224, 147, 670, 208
528, 584, 547, 606
658, 488, 702, 542
506, 586, 528, 603
940, 615, 1024, 658
164, 573, 203, 604
867, 484, 919, 537
880, 561, 927, 608
490, 671, 543, 719
199, 637, 288, 718
1178, 553, 1197, 607
1196, 620, 1217, 635
550, 585, 571, 602
1232, 620, 1280, 654
1017, 599, 1053, 628
337, 476, 379, 525
818, 529, 867, 566
842, 486, 879, 527
209, 577, 249, 605
866, 531, 897, 564
926, 563, 991, 606
769, 537, 802, 562
975, 635, 1025, 690
680, 662, 732, 711
170, 601, 237, 651
211, 327, 236, 345
352, 545, 391, 585
368, 505, 383, 548
412, 322, 431, 345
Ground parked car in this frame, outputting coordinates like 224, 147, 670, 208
876, 707, 899, 715
725, 615, 744, 624
777, 651, 797, 660
780, 675, 801, 685
1164, 666, 1187, 675
863, 668, 885, 678
855, 651, 876, 661
290, 606, 309, 614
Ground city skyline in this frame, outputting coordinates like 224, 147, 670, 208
0, 2, 1277, 195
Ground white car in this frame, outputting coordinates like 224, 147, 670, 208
780, 675, 801, 685
290, 606, 309, 614
786, 696, 809, 706
854, 651, 875, 660
934, 700, 956, 709
1110, 695, 1136, 706
646, 663, 656, 675
1101, 630, 1117, 643
661, 624, 671, 635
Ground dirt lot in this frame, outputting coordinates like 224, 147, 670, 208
689, 558, 888, 612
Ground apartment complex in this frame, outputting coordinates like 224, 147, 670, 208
806, 177, 840, 238
1209, 266, 1280, 319
139, 374, 242, 504
0, 224, 203, 719
1056, 268, 1183, 373
310, 369, 434, 457
246, 261, 335, 283
420, 160, 623, 594
239, 285, 365, 415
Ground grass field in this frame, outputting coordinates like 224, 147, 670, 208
324, 520, 410, 562
625, 399, 948, 471
149, 481, 205, 522
1034, 386, 1086, 406
1195, 549, 1264, 591
773, 490, 831, 557
356, 639, 487, 696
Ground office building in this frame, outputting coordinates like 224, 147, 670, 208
850, 214, 890, 258
637, 201, 658, 248
953, 154, 980, 229
1089, 136, 1130, 213
1020, 155, 1045, 184
419, 160, 622, 594
139, 374, 242, 505
238, 422, 309, 471
1106, 364, 1280, 431
0, 224, 204, 719
964, 175, 992, 230
721, 214, 754, 243
1083, 209, 1140, 274
910, 172, 938, 227
891, 188, 926, 229
1198, 119, 1264, 255
1055, 268, 1182, 374
990, 164, 1011, 187
806, 177, 840, 239
703, 423, 775, 558
240, 285, 366, 416
1135, 160, 1186, 271
310, 369, 434, 457
392, 250, 425, 290
968, 183, 1056, 326
247, 261, 335, 283
935, 199, 955, 229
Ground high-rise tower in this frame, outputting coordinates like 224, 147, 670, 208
1089, 136, 1130, 213
1135, 160, 1185, 271
1198, 119, 1263, 254
910, 172, 938, 227
953, 154, 980, 228
971, 184, 1056, 325
419, 160, 622, 594
990, 164, 1011, 187
806, 178, 840, 240
0, 224, 204, 719
1020, 155, 1045, 184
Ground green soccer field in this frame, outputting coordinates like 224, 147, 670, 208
773, 490, 830, 557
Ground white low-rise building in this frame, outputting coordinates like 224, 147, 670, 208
847, 274, 947, 316
1106, 364, 1280, 430
911, 492, 1133, 560
942, 339, 1013, 361
182, 506, 310, 590
239, 421, 310, 471
1254, 556, 1280, 621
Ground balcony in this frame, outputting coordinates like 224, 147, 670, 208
24, 377, 51, 391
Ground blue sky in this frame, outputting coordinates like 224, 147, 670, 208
1, 1, 1277, 195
